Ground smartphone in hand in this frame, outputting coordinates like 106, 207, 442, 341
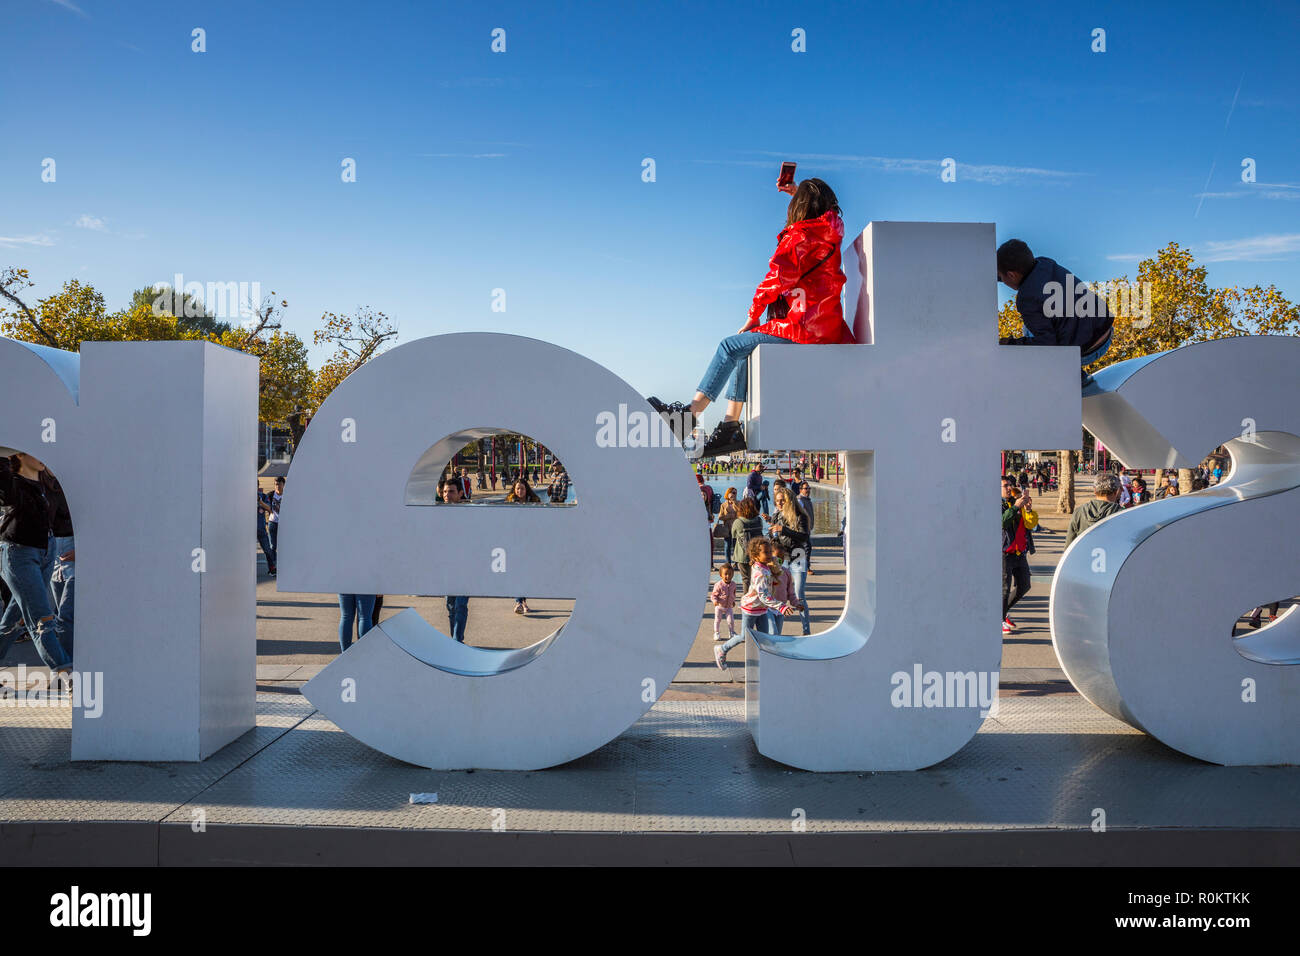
778, 162, 796, 191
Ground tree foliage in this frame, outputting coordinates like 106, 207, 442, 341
0, 274, 312, 424
128, 285, 234, 338
308, 307, 398, 414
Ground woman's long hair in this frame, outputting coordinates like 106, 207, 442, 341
774, 488, 802, 530
7, 455, 60, 527
9, 453, 58, 494
507, 478, 541, 503
785, 178, 841, 230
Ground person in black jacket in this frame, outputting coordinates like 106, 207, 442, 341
997, 239, 1114, 384
0, 453, 72, 671
769, 486, 812, 635
257, 487, 276, 576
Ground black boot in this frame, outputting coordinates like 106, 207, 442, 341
647, 397, 697, 444
702, 420, 746, 457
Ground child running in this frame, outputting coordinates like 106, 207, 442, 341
710, 563, 737, 642
715, 537, 796, 671
766, 540, 796, 636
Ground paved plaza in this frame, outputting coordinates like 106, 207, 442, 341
0, 473, 1078, 693
4, 473, 1297, 865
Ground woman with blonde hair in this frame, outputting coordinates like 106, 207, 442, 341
769, 485, 811, 635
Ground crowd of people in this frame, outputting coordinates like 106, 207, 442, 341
269, 461, 574, 652
1001, 462, 1287, 634
452, 461, 568, 494
694, 455, 829, 481
703, 462, 820, 669
0, 453, 75, 675
1006, 462, 1059, 493
1001, 468, 1195, 635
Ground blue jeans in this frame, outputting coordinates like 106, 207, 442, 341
257, 521, 275, 572
0, 582, 23, 641
0, 538, 70, 669
696, 332, 789, 403
338, 594, 376, 652
768, 608, 784, 635
722, 610, 771, 654
788, 566, 810, 635
50, 535, 75, 659
446, 596, 469, 643
1081, 331, 1112, 367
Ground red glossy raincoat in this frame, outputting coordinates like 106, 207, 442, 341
748, 210, 855, 344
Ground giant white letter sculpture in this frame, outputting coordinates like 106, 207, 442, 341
744, 221, 1081, 770
1051, 337, 1300, 765
280, 333, 703, 770
0, 338, 258, 761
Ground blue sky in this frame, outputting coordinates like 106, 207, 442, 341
5, 0, 1299, 427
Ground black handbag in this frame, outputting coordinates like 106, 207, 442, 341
766, 245, 837, 322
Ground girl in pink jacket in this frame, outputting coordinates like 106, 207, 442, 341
710, 563, 737, 642
715, 538, 795, 671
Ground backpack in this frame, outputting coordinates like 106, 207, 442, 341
733, 516, 761, 562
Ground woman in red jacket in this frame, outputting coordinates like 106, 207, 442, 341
650, 178, 855, 458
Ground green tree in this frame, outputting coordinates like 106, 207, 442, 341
129, 285, 233, 338
1, 272, 311, 425
307, 307, 397, 414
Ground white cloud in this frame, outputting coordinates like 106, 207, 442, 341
417, 153, 506, 159
76, 214, 107, 231
1200, 234, 1300, 262
697, 150, 1082, 185
438, 78, 507, 89
1194, 184, 1300, 203
689, 159, 772, 168
45, 0, 88, 17
1105, 253, 1146, 262
0, 234, 56, 247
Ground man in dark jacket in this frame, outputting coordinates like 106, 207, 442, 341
997, 239, 1114, 383
1065, 473, 1125, 546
